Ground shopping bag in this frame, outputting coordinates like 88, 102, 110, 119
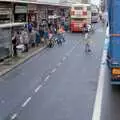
41, 38, 44, 42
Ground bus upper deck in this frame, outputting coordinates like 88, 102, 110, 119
70, 4, 91, 32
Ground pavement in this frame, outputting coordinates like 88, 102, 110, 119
0, 23, 106, 120
0, 45, 46, 76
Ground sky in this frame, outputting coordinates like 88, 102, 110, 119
40, 0, 100, 5
91, 0, 100, 5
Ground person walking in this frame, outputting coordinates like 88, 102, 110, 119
82, 24, 91, 53
35, 29, 40, 46
29, 28, 36, 47
12, 31, 18, 56
39, 26, 44, 44
21, 28, 29, 52
43, 28, 49, 45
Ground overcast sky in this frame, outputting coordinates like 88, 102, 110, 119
40, 0, 100, 5
91, 0, 100, 5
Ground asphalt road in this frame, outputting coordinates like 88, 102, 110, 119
0, 23, 105, 120
101, 60, 120, 119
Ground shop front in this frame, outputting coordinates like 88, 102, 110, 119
28, 4, 38, 28
14, 3, 27, 22
0, 2, 13, 60
0, 2, 12, 24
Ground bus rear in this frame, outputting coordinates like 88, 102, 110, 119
91, 6, 99, 23
70, 4, 91, 32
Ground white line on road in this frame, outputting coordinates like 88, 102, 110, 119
62, 57, 66, 61
57, 62, 62, 67
69, 45, 76, 54
35, 85, 42, 93
65, 53, 70, 56
22, 97, 32, 108
92, 38, 109, 120
11, 113, 18, 120
44, 75, 50, 82
51, 68, 57, 73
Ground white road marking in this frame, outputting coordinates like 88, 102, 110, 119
35, 85, 42, 93
51, 68, 57, 73
65, 44, 77, 57
57, 62, 62, 67
92, 38, 109, 120
66, 53, 70, 56
22, 97, 32, 108
11, 113, 18, 120
44, 75, 50, 82
62, 57, 66, 61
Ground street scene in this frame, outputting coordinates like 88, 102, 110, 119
0, 23, 105, 120
1, 0, 120, 120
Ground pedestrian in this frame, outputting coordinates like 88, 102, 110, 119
12, 31, 18, 56
28, 23, 33, 32
82, 24, 91, 52
58, 26, 65, 42
21, 28, 29, 52
35, 29, 40, 47
43, 28, 49, 45
29, 28, 36, 47
39, 26, 44, 44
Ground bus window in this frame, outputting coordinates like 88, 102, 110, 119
92, 13, 98, 16
74, 7, 83, 10
87, 6, 91, 11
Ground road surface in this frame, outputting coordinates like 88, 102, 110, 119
0, 23, 105, 120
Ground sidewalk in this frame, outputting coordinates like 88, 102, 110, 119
0, 45, 46, 76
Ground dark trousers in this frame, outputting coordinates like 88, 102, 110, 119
13, 45, 17, 56
24, 44, 28, 52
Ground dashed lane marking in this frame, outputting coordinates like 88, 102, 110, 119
51, 68, 57, 73
44, 75, 50, 82
57, 62, 62, 67
65, 53, 70, 56
35, 85, 42, 93
22, 97, 32, 108
11, 113, 18, 120
62, 57, 66, 61
9, 43, 78, 118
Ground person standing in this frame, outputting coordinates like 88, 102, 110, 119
35, 29, 40, 46
21, 28, 29, 52
12, 31, 18, 56
83, 24, 91, 52
39, 26, 44, 44
44, 28, 49, 45
29, 28, 36, 47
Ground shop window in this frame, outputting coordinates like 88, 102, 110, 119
0, 14, 11, 24
14, 14, 26, 22
48, 10, 54, 15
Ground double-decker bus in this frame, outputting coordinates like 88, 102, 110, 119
70, 3, 91, 32
91, 5, 99, 23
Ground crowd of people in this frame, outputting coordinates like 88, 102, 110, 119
12, 21, 66, 57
